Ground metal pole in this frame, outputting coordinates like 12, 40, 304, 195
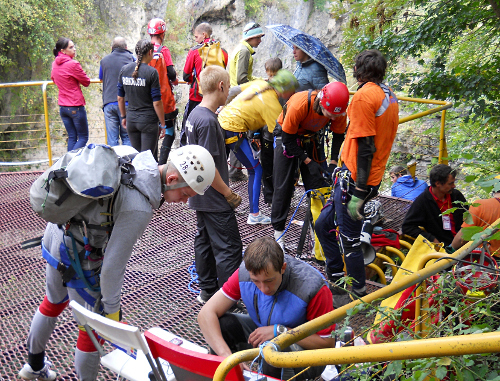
267, 332, 500, 367
42, 82, 53, 166
439, 109, 448, 164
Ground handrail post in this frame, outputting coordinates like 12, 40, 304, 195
439, 109, 448, 164
42, 82, 53, 166
414, 253, 454, 335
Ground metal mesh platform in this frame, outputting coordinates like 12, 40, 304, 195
0, 172, 405, 379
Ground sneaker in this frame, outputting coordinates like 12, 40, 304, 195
196, 289, 217, 304
19, 358, 57, 381
274, 230, 286, 252
247, 213, 271, 225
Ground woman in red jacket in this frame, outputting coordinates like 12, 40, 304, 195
51, 38, 91, 151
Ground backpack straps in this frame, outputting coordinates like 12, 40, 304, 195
45, 169, 72, 206
119, 153, 137, 187
201, 43, 212, 69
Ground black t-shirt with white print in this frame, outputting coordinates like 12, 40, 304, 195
186, 106, 231, 212
118, 62, 160, 123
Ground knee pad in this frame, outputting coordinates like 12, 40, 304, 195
77, 326, 104, 352
339, 233, 361, 256
39, 296, 69, 318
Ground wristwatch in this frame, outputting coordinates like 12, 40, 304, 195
277, 324, 287, 335
120, 115, 126, 120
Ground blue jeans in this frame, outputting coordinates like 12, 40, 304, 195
59, 106, 89, 151
103, 103, 130, 146
225, 131, 262, 214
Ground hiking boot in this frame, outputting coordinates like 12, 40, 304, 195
326, 273, 347, 295
19, 358, 57, 381
247, 213, 271, 225
196, 289, 218, 304
274, 230, 286, 252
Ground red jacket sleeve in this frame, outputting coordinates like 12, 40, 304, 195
72, 61, 91, 87
183, 49, 197, 83
160, 46, 174, 67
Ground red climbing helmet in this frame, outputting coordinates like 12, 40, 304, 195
319, 82, 350, 114
147, 18, 166, 35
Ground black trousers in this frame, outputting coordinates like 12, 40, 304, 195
179, 99, 201, 147
158, 117, 176, 165
218, 313, 325, 380
127, 120, 159, 161
194, 210, 242, 290
260, 137, 274, 204
271, 138, 328, 231
228, 150, 245, 178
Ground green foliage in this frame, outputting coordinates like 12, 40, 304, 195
244, 0, 263, 18
312, 0, 329, 11
0, 0, 99, 79
330, 0, 500, 165
163, 0, 191, 60
335, 272, 500, 380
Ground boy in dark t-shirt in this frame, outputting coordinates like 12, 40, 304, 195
185, 66, 243, 304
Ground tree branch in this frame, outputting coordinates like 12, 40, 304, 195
487, 0, 500, 20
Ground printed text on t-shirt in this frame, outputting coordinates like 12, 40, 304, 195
122, 77, 146, 86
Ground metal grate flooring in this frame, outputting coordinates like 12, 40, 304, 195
0, 171, 406, 380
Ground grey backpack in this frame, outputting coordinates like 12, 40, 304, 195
30, 144, 138, 224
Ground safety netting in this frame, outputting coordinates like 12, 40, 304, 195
0, 171, 397, 379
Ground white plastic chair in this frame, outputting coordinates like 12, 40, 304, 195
69, 300, 164, 381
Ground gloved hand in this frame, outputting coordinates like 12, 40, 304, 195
225, 190, 242, 210
306, 160, 324, 179
347, 188, 368, 220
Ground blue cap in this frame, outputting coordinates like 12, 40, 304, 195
243, 22, 265, 40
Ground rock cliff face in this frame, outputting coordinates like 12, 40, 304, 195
96, 0, 345, 103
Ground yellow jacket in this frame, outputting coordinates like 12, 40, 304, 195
219, 80, 282, 133
229, 40, 258, 86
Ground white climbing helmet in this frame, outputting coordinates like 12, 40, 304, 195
167, 145, 215, 195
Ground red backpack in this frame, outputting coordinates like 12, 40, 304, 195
149, 45, 176, 114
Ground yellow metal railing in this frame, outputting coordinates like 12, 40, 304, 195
0, 79, 103, 166
349, 91, 452, 165
0, 82, 451, 168
214, 218, 500, 381
395, 95, 452, 165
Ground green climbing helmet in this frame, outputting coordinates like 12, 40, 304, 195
268, 69, 299, 94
